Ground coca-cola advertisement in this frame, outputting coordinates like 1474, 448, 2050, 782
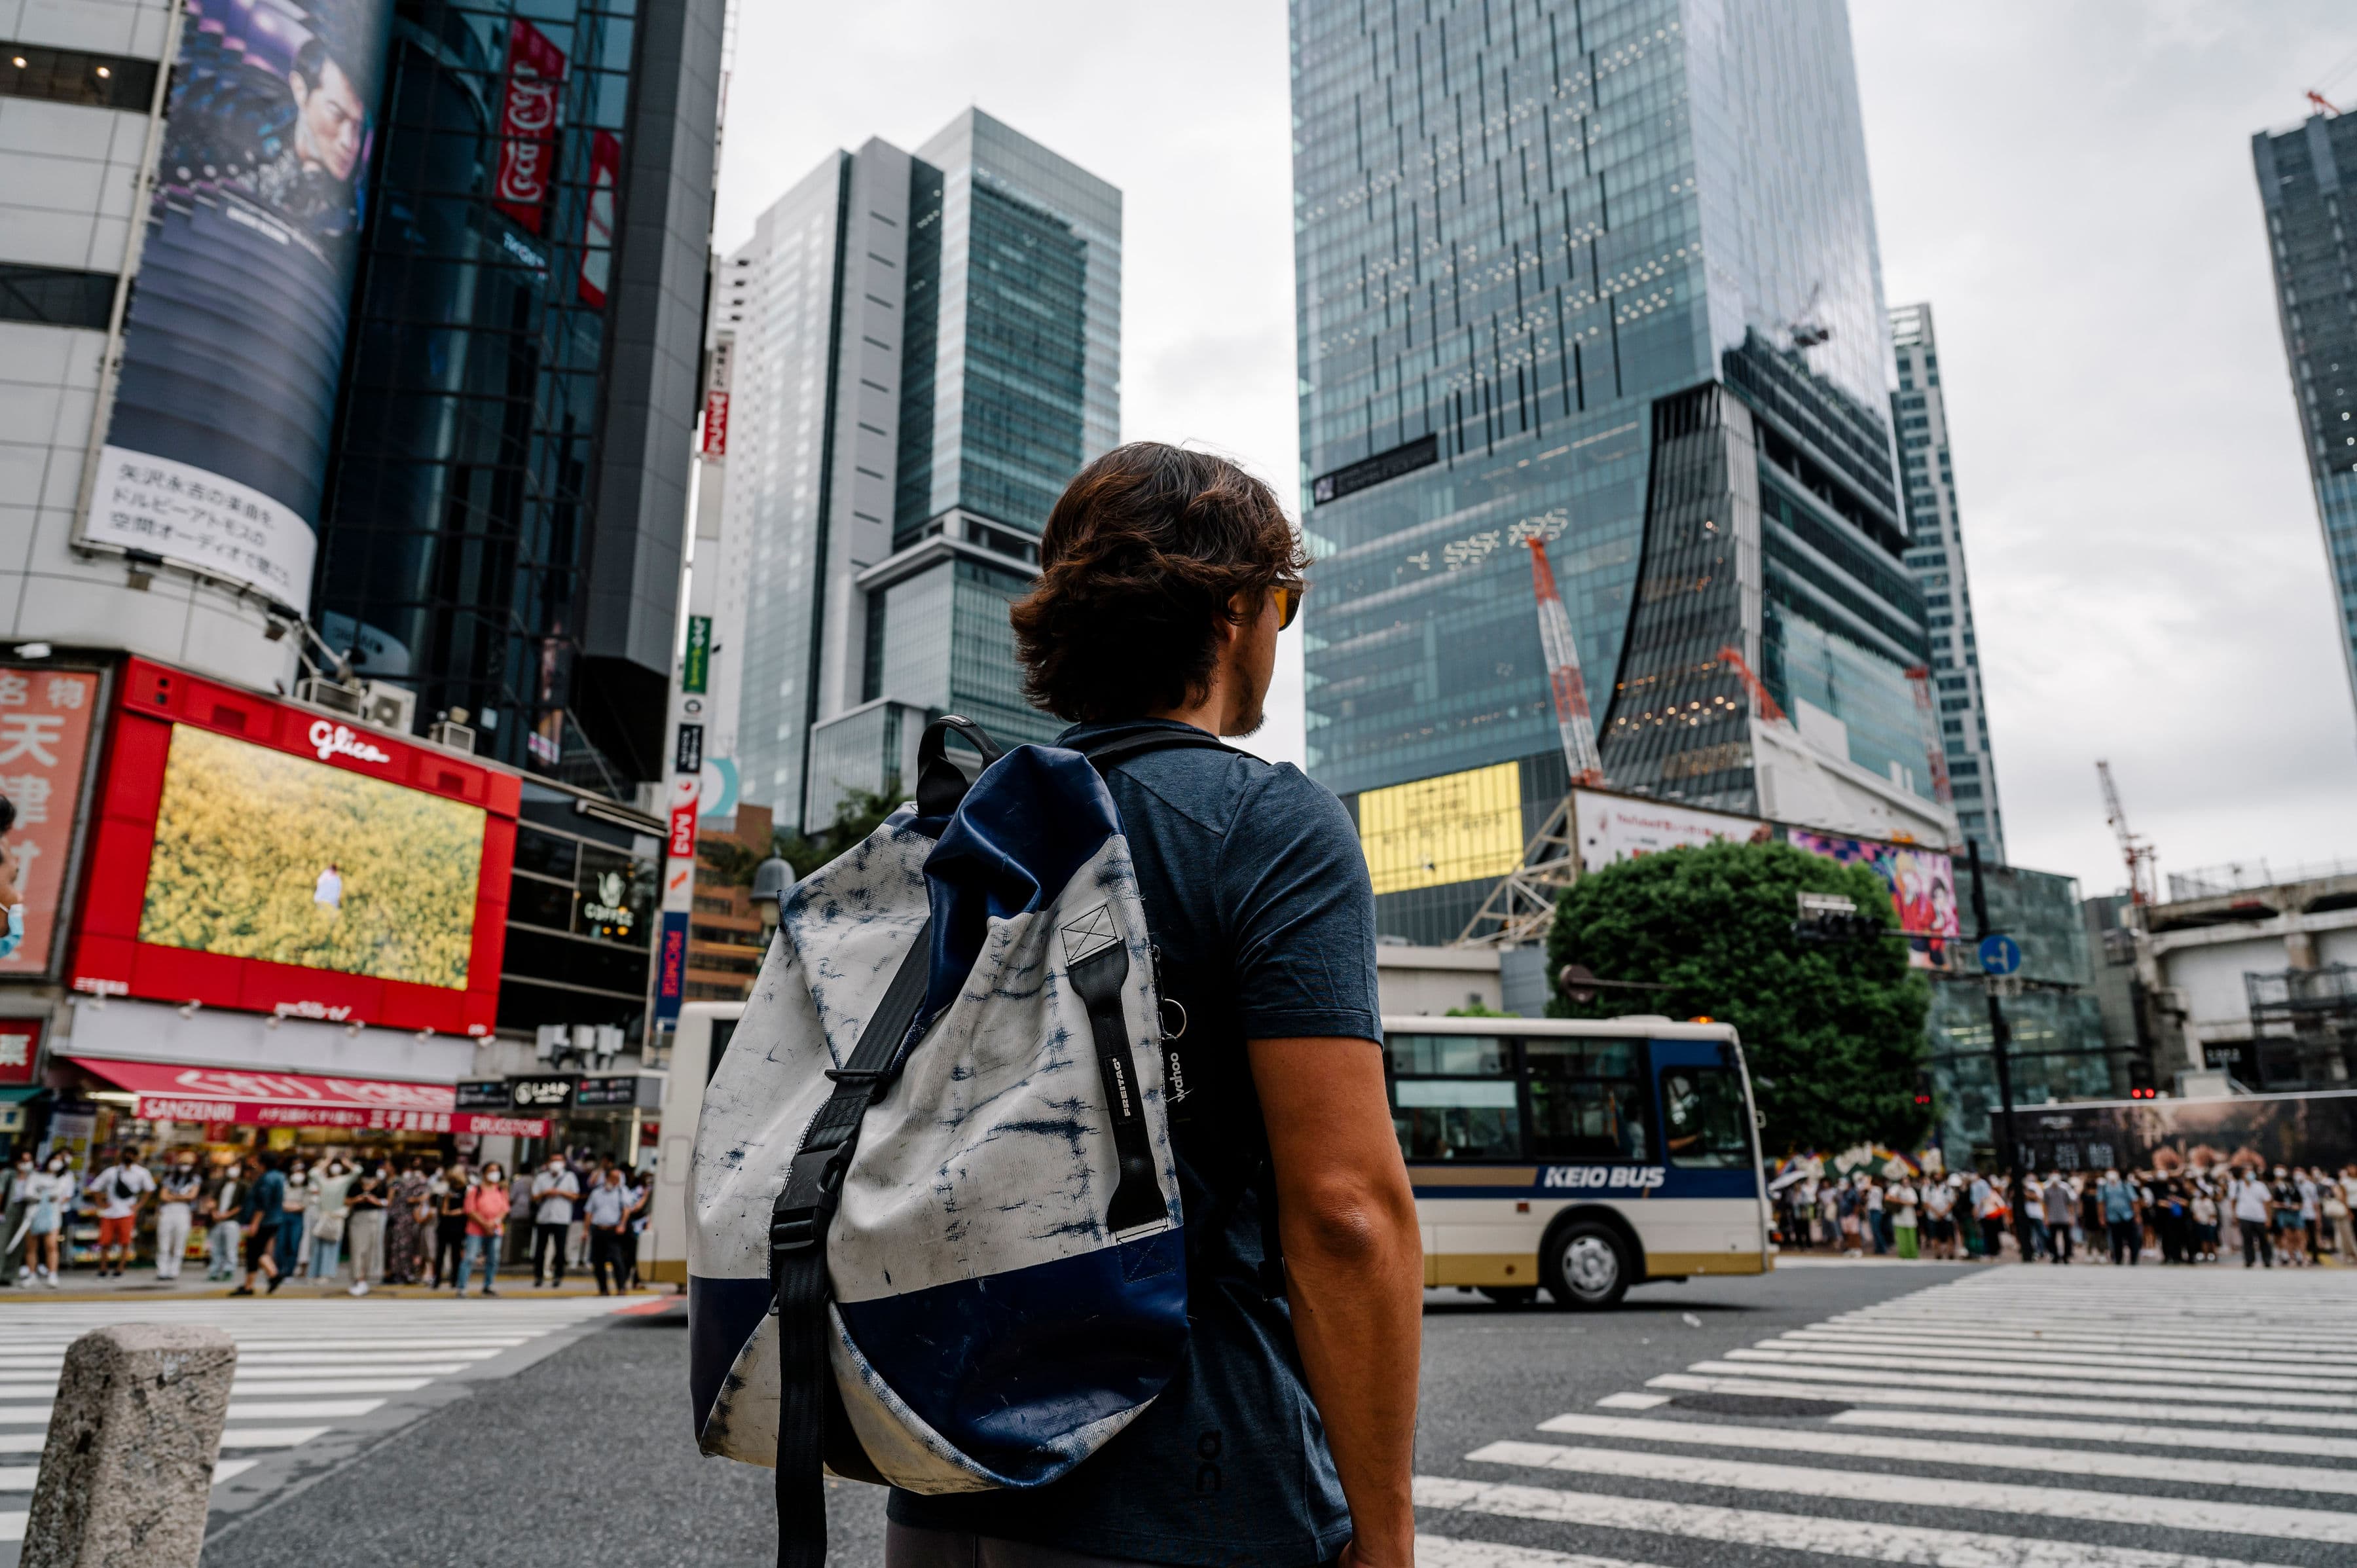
494, 18, 567, 233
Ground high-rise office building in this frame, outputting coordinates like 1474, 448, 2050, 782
722, 109, 1119, 831
309, 0, 724, 795
1890, 302, 2005, 862
1292, 0, 1943, 941
2254, 111, 2357, 720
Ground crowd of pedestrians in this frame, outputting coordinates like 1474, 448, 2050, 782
1777, 1159, 2357, 1267
0, 1145, 656, 1293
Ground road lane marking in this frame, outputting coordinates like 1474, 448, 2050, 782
1682, 1360, 2357, 1410
1648, 1372, 2357, 1431
1414, 1474, 2307, 1568
1596, 1393, 1669, 1410
1723, 1347, 2357, 1392
1789, 1328, 2357, 1366
1413, 1535, 1672, 1568
1531, 1413, 2357, 1496
1828, 1409, 2357, 1461
1467, 1440, 2357, 1544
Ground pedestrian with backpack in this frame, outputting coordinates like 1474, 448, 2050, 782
85, 1147, 154, 1277
691, 443, 1419, 1568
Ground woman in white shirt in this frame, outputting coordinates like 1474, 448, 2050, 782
310, 1158, 354, 1283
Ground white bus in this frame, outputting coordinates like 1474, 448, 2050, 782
646, 1005, 1772, 1309
1388, 1015, 1770, 1308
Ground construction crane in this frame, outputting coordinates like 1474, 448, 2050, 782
1785, 282, 1831, 349
1717, 644, 1787, 725
1452, 536, 1601, 945
2096, 759, 2160, 906
1527, 536, 1604, 786
2311, 89, 2343, 117
1903, 665, 1953, 804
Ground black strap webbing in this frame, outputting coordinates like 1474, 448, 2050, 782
773, 921, 934, 1568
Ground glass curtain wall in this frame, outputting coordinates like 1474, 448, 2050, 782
314, 0, 636, 788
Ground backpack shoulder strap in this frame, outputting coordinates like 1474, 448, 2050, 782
1068, 727, 1240, 774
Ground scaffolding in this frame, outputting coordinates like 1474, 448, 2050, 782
2244, 963, 2357, 1089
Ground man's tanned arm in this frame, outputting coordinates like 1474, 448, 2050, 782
1251, 1036, 1422, 1568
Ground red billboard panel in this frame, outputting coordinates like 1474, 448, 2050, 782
0, 1017, 41, 1085
578, 128, 621, 306
702, 390, 729, 456
494, 19, 567, 234
0, 666, 103, 979
70, 660, 518, 1035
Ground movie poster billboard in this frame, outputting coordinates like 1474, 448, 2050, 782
0, 668, 105, 980
79, 0, 397, 612
1573, 790, 1764, 875
1785, 829, 1960, 969
2013, 1092, 2357, 1178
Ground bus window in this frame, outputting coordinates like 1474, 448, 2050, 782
1524, 1038, 1649, 1161
1387, 1035, 1517, 1160
1387, 1034, 1510, 1077
1392, 1080, 1520, 1160
1660, 1065, 1752, 1168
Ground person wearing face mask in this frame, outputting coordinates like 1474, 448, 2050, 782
155, 1154, 202, 1281
0, 1151, 35, 1286
528, 1152, 579, 1288
16, 1154, 70, 1286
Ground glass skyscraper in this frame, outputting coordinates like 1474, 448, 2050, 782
2254, 111, 2357, 721
1292, 0, 1937, 941
312, 0, 723, 795
1891, 302, 2005, 863
722, 109, 1118, 831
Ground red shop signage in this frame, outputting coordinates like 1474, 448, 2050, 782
494, 19, 568, 234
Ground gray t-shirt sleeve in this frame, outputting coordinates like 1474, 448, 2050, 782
1218, 763, 1381, 1043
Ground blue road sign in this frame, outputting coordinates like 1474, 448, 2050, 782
1979, 933, 2022, 977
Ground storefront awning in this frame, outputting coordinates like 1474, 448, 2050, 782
70, 1057, 547, 1137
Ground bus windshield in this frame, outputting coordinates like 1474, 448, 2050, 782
1660, 1064, 1753, 1168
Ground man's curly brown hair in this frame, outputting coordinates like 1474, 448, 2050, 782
1012, 443, 1307, 723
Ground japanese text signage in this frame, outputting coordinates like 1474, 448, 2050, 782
0, 1017, 43, 1085
508, 1074, 576, 1111
0, 668, 101, 978
494, 20, 566, 233
683, 616, 711, 694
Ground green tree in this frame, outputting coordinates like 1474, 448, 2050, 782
1545, 840, 1932, 1156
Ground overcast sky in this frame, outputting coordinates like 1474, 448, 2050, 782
712, 1, 2357, 900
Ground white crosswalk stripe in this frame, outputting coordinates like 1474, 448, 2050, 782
0, 1296, 639, 1542
1416, 1267, 2357, 1568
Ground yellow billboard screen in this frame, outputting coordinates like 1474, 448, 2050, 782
1357, 762, 1524, 895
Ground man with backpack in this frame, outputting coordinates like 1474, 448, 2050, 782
867, 444, 1420, 1566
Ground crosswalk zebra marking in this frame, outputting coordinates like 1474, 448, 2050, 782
1648, 1370, 2357, 1431
1415, 1268, 2357, 1568
1414, 1474, 2307, 1568
0, 1296, 640, 1538
1531, 1412, 2357, 1497
1827, 1408, 2357, 1462
1468, 1441, 2357, 1545
1726, 1344, 2357, 1390
1681, 1358, 2357, 1409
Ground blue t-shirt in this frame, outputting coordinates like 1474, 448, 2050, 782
888, 718, 1381, 1566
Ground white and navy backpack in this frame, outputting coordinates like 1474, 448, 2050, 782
689, 716, 1226, 1565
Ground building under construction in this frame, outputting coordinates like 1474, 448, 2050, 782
1290, 0, 1952, 943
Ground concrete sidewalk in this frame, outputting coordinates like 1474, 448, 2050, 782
0, 1270, 678, 1305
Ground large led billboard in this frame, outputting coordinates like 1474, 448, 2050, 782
1357, 762, 1524, 896
77, 0, 396, 610
1786, 828, 1959, 970
139, 725, 484, 988
71, 661, 518, 1034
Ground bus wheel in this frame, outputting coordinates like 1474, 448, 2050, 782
1543, 1220, 1630, 1309
1477, 1286, 1539, 1306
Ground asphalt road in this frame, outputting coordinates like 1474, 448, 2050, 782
185, 1264, 1975, 1566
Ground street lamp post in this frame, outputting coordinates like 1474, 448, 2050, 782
750, 856, 795, 938
1966, 841, 2020, 1202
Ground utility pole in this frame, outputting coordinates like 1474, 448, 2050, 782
1966, 841, 2020, 1203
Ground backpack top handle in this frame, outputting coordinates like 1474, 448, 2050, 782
915, 715, 1006, 818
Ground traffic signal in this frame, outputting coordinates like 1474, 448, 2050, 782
1912, 1071, 1933, 1108
2127, 1055, 2157, 1099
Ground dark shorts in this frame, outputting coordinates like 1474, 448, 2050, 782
242, 1222, 279, 1269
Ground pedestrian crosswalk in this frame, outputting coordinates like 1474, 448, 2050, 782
0, 1296, 638, 1542
1416, 1267, 2357, 1568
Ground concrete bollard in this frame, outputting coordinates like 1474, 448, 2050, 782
20, 1324, 237, 1568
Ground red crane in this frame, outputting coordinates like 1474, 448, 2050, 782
1527, 537, 1604, 786
1716, 645, 1787, 725
2096, 759, 2160, 906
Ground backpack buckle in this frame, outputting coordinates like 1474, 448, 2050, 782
771, 1146, 844, 1258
